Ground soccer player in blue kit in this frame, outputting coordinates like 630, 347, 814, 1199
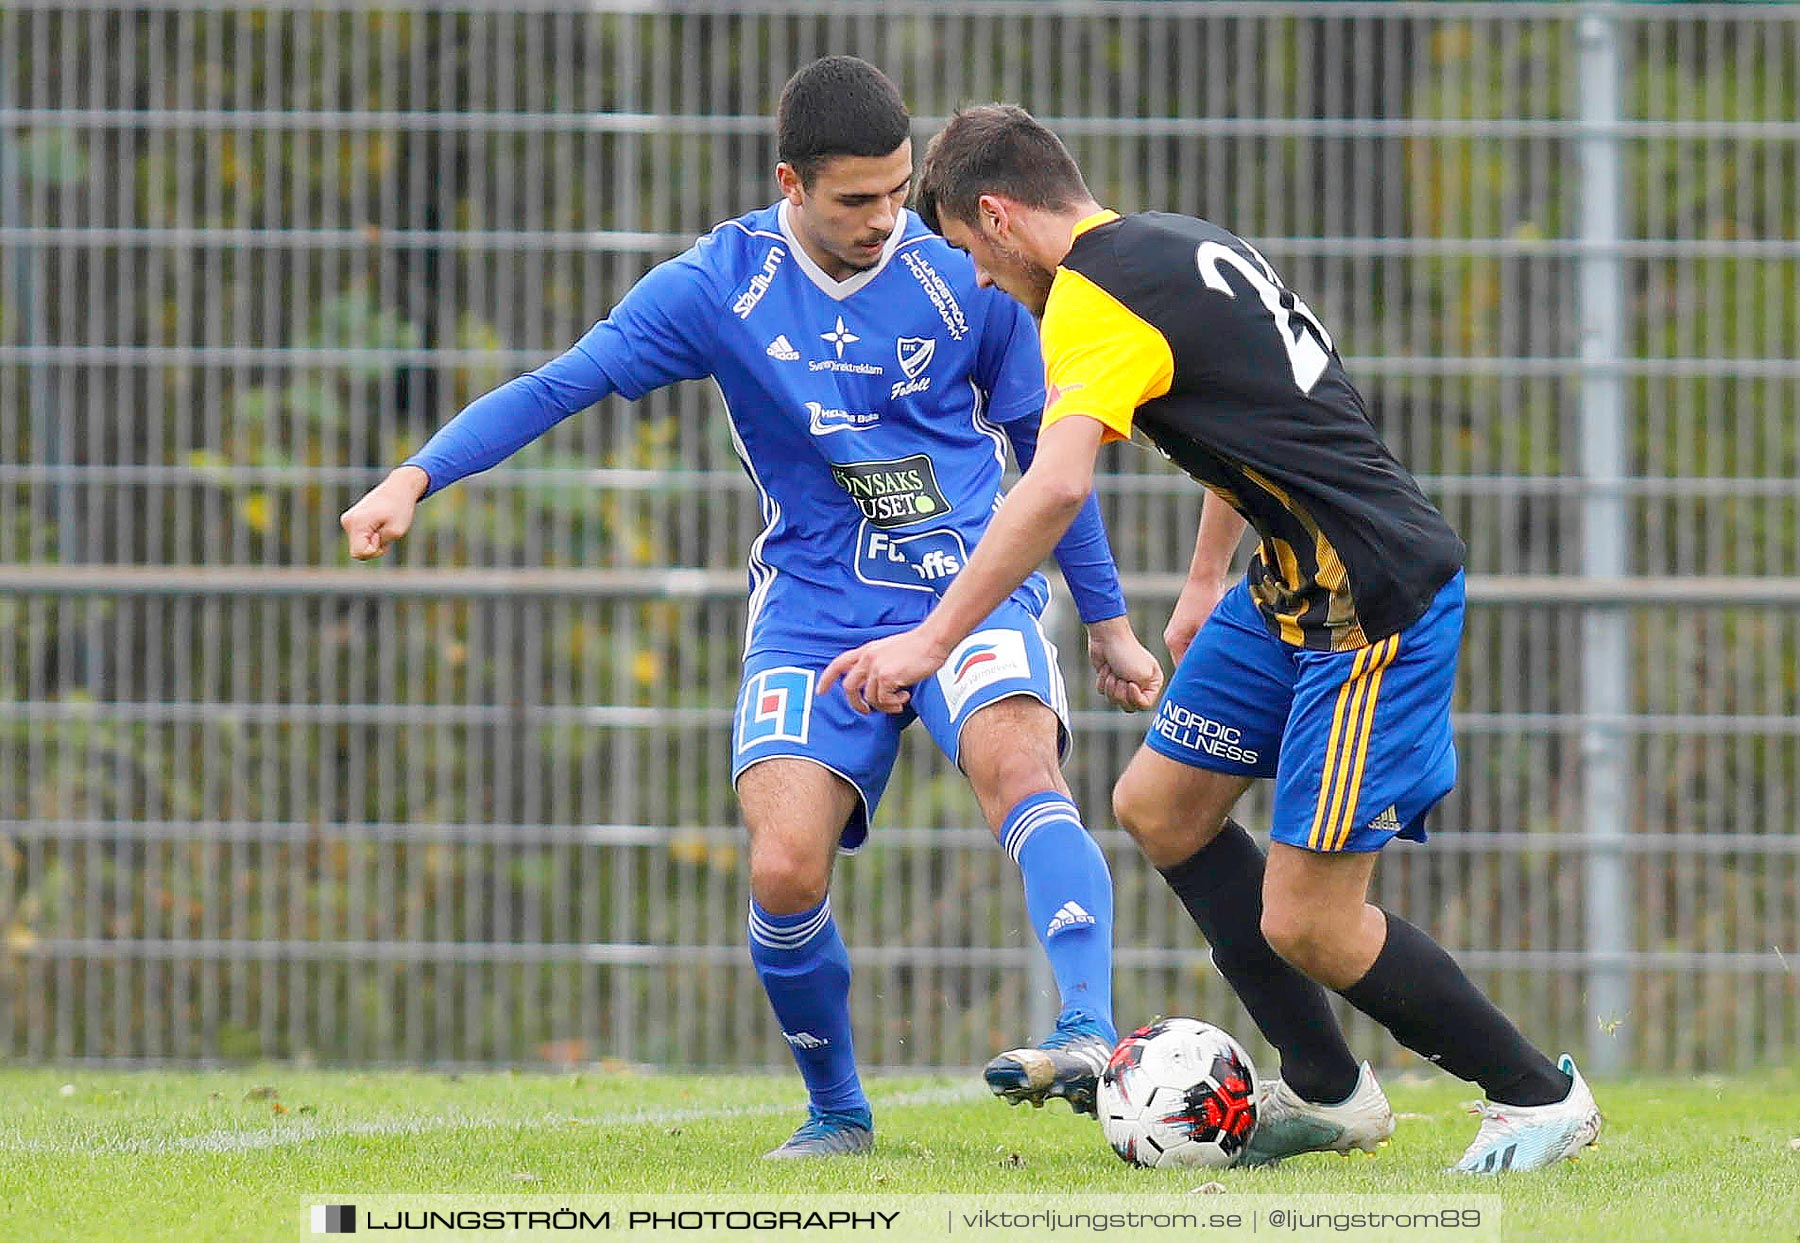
339, 59, 1163, 1158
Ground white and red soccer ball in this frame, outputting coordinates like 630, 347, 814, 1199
1098, 1018, 1259, 1169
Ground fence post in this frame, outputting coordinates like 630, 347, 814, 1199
1576, 5, 1632, 1078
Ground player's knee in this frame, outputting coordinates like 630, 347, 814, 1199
1260, 902, 1332, 978
963, 723, 1067, 837
748, 844, 830, 914
962, 703, 1064, 808
1111, 768, 1180, 847
970, 749, 1064, 813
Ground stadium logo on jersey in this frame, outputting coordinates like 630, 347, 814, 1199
806, 401, 881, 436
733, 245, 786, 319
900, 251, 969, 340
855, 526, 967, 593
1153, 701, 1261, 767
890, 336, 936, 399
820, 315, 860, 359
766, 334, 800, 361
938, 628, 1032, 718
830, 454, 952, 529
738, 667, 814, 747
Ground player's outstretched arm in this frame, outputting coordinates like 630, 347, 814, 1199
1005, 413, 1160, 709
341, 465, 429, 560
337, 246, 720, 564
336, 344, 614, 562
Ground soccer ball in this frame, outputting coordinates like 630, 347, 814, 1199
1098, 1018, 1259, 1169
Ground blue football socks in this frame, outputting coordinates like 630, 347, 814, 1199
1000, 791, 1117, 1042
749, 896, 868, 1114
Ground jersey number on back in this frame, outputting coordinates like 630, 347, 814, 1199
1195, 241, 1335, 395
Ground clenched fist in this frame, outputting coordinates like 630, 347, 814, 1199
340, 465, 430, 561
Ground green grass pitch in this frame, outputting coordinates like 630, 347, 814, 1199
1, 1067, 1795, 1242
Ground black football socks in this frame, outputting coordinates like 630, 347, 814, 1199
1339, 911, 1572, 1107
1158, 820, 1362, 1104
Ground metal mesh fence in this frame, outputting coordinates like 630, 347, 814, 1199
2, 1, 1795, 1073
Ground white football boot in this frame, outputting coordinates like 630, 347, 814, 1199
1239, 1061, 1395, 1166
1452, 1055, 1602, 1174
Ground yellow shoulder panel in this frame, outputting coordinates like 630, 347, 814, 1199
1039, 268, 1175, 443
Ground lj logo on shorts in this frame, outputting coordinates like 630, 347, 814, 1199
740, 667, 814, 747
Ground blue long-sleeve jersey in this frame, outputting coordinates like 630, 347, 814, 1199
408, 201, 1127, 659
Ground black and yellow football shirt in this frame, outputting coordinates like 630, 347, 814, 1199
1042, 210, 1465, 652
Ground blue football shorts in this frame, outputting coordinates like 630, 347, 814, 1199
1145, 571, 1466, 853
731, 595, 1071, 851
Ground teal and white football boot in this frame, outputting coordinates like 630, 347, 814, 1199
1239, 1061, 1395, 1167
1452, 1055, 1602, 1174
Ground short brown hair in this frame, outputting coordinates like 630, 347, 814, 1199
916, 104, 1090, 234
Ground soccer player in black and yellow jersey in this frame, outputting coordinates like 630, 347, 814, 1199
824, 104, 1603, 1173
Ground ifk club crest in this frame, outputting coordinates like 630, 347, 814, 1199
891, 336, 936, 398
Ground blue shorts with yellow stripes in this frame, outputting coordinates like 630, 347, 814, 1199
1145, 571, 1465, 853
